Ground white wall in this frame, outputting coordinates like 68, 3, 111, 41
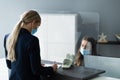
35, 13, 80, 62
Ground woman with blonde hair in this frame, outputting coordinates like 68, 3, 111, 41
4, 10, 57, 80
74, 36, 97, 66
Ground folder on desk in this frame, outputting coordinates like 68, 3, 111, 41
56, 66, 105, 80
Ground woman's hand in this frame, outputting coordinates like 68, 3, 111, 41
52, 63, 58, 72
41, 64, 45, 67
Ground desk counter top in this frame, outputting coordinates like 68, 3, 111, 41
54, 66, 105, 80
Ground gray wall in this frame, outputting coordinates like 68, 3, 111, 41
1, 0, 120, 58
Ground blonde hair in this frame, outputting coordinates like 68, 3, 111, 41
6, 10, 41, 62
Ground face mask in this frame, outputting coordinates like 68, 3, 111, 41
80, 48, 91, 55
31, 28, 37, 34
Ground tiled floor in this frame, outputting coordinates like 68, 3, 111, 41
0, 58, 9, 80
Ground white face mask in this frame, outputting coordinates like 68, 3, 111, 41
80, 48, 91, 55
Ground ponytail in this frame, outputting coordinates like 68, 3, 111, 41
6, 20, 22, 62
6, 10, 41, 62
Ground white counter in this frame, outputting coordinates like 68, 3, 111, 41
91, 76, 120, 80
0, 58, 9, 80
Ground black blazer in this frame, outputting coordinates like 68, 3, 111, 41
4, 28, 54, 80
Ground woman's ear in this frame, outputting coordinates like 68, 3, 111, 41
31, 20, 36, 25
31, 20, 36, 28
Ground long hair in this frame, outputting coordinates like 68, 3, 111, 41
74, 36, 97, 66
6, 10, 41, 62
82, 36, 97, 55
